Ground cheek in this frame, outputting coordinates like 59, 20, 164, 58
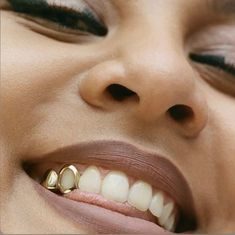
1, 13, 99, 151
2, 15, 75, 99
2, 15, 65, 102
206, 90, 235, 195
1, 19, 61, 143
1, 12, 102, 99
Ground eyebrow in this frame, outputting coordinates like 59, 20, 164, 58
210, 0, 235, 14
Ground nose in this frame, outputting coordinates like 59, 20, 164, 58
79, 44, 208, 138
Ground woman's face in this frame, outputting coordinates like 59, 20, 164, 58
1, 0, 235, 234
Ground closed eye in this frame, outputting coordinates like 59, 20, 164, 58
7, 0, 108, 36
189, 53, 235, 77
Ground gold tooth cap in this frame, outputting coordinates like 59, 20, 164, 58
41, 169, 58, 190
57, 165, 80, 194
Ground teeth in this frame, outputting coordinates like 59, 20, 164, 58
42, 164, 177, 232
149, 191, 164, 218
163, 213, 176, 232
101, 171, 129, 203
128, 180, 152, 211
57, 165, 80, 194
158, 201, 174, 226
42, 170, 58, 190
79, 166, 101, 193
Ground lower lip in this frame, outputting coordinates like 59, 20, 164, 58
34, 181, 173, 234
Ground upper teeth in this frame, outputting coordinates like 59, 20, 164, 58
149, 191, 164, 217
57, 165, 80, 194
42, 169, 58, 189
41, 164, 177, 232
101, 171, 129, 203
128, 180, 153, 211
78, 166, 101, 194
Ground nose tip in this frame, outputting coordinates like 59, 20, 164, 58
79, 58, 208, 138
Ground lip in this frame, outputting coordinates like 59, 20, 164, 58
24, 140, 197, 232
34, 181, 173, 234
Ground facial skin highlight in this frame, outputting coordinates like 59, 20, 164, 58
0, 0, 235, 233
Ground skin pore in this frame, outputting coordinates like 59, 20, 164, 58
0, 0, 235, 233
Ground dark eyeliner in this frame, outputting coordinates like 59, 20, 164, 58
8, 0, 107, 36
190, 53, 235, 77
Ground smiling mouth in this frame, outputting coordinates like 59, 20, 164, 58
23, 140, 197, 234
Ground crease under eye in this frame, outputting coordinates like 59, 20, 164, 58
7, 0, 108, 36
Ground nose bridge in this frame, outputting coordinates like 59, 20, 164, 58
120, 28, 180, 81
120, 38, 194, 112
123, 44, 179, 83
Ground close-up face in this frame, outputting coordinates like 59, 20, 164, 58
1, 0, 235, 234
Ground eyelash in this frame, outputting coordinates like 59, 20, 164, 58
189, 53, 235, 77
8, 0, 108, 36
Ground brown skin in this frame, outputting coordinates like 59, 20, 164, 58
1, 0, 235, 233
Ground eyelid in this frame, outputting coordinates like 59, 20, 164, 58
8, 0, 108, 36
190, 53, 235, 76
47, 0, 89, 11
190, 53, 235, 97
46, 0, 102, 23
16, 15, 95, 43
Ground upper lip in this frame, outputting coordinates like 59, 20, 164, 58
25, 140, 197, 232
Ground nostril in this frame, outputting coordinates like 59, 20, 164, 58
106, 84, 137, 102
168, 105, 194, 123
